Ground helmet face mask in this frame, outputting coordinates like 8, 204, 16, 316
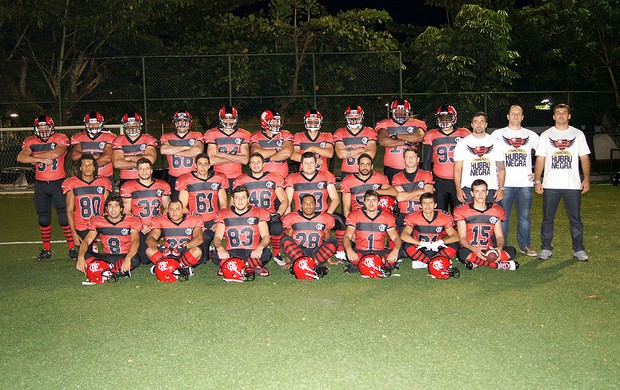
122, 113, 143, 137
34, 115, 55, 140
173, 111, 192, 133
391, 99, 411, 125
436, 105, 458, 130
260, 110, 281, 134
219, 106, 238, 131
84, 112, 104, 136
304, 109, 323, 132
345, 105, 364, 130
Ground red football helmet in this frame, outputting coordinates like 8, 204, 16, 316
345, 105, 364, 130
303, 109, 323, 132
33, 115, 55, 139
83, 111, 105, 136
260, 109, 281, 133
391, 99, 411, 125
86, 260, 116, 284
172, 110, 193, 132
358, 253, 388, 279
221, 257, 254, 283
219, 105, 238, 130
378, 195, 398, 216
154, 257, 192, 283
292, 256, 320, 280
428, 256, 460, 279
436, 105, 457, 129
121, 112, 143, 136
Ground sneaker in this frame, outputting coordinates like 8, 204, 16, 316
255, 266, 269, 277
497, 260, 519, 271
36, 249, 52, 261
117, 270, 132, 278
335, 250, 347, 261
520, 246, 538, 257
411, 260, 428, 269
538, 249, 553, 260
465, 261, 479, 270
273, 254, 286, 266
68, 248, 78, 261
573, 250, 589, 262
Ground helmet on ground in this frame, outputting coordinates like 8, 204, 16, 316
155, 258, 183, 283
221, 257, 254, 282
291, 256, 325, 280
428, 256, 460, 279
358, 253, 387, 279
86, 260, 116, 284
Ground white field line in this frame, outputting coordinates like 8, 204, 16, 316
0, 240, 64, 245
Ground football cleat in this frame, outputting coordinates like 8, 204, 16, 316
496, 260, 519, 271
36, 249, 52, 261
273, 254, 286, 266
411, 260, 428, 269
343, 263, 359, 274
68, 248, 78, 261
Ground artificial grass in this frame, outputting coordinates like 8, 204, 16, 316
0, 185, 618, 389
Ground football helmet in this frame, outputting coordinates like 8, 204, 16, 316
345, 105, 364, 130
219, 105, 238, 130
221, 257, 255, 282
291, 256, 326, 280
83, 111, 105, 136
391, 99, 411, 125
378, 195, 398, 217
33, 115, 55, 139
172, 110, 193, 132
260, 109, 281, 134
304, 109, 323, 132
154, 258, 188, 283
121, 112, 143, 136
86, 260, 117, 284
428, 256, 460, 279
358, 253, 388, 279
436, 105, 457, 130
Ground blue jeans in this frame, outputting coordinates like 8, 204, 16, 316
499, 186, 534, 249
541, 189, 584, 252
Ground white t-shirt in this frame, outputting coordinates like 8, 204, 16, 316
453, 133, 504, 189
491, 127, 539, 187
536, 126, 590, 190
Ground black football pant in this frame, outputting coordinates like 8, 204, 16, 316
34, 179, 68, 226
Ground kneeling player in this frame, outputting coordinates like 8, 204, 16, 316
212, 186, 272, 276
281, 194, 337, 270
401, 192, 460, 269
76, 194, 141, 280
453, 179, 518, 270
145, 200, 204, 277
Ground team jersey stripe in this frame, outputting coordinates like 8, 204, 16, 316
293, 182, 327, 191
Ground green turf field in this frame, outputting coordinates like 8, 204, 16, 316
1, 185, 618, 389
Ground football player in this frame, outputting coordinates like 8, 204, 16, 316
291, 109, 334, 172
70, 111, 116, 180
160, 110, 204, 200
392, 147, 434, 227
112, 112, 158, 186
422, 105, 471, 212
203, 105, 251, 189
453, 179, 518, 270
333, 105, 378, 181
17, 115, 75, 261
376, 99, 427, 183
250, 109, 294, 178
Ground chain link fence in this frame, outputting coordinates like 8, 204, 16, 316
1, 52, 618, 189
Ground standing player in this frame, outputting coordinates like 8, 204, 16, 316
343, 190, 402, 271
17, 115, 75, 261
333, 105, 378, 180
112, 112, 158, 185
491, 105, 539, 257
376, 99, 427, 183
70, 111, 116, 180
534, 103, 591, 261
453, 180, 518, 270
422, 105, 471, 212
203, 105, 251, 189
233, 153, 288, 264
392, 147, 434, 225
212, 186, 272, 276
62, 155, 112, 247
76, 194, 141, 276
160, 110, 204, 200
291, 109, 334, 172
453, 111, 505, 204
340, 153, 396, 217
281, 194, 338, 268
400, 192, 459, 269
250, 109, 294, 178
285, 152, 340, 214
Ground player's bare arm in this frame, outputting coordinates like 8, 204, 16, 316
343, 225, 358, 263
122, 230, 140, 272
268, 141, 293, 162
250, 221, 271, 259
212, 223, 230, 260
275, 188, 289, 216
377, 128, 404, 148
326, 184, 340, 214
457, 220, 486, 260
76, 229, 99, 272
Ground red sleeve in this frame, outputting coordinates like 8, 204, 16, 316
175, 174, 188, 191
112, 136, 123, 150
61, 178, 73, 194
120, 182, 131, 199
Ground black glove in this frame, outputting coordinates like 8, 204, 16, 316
270, 213, 281, 223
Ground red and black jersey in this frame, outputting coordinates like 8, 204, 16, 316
160, 131, 203, 178
88, 214, 142, 255
232, 172, 285, 214
422, 128, 471, 179
175, 171, 228, 219
62, 176, 113, 231
404, 209, 454, 243
375, 118, 427, 170
391, 169, 435, 214
285, 171, 336, 213
120, 179, 171, 224
292, 131, 334, 172
215, 206, 270, 251
151, 213, 203, 253
345, 209, 396, 251
202, 127, 251, 179
112, 133, 158, 180
21, 133, 70, 181
332, 126, 377, 174
340, 171, 390, 212
249, 130, 294, 178
70, 131, 116, 177
282, 210, 335, 249
453, 202, 506, 249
